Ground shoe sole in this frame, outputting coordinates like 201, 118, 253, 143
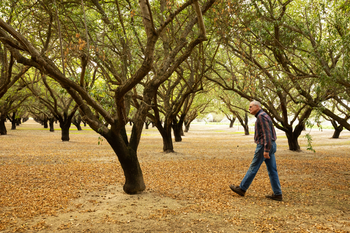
229, 185, 245, 196
266, 196, 282, 201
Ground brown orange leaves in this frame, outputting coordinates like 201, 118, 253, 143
1, 121, 350, 232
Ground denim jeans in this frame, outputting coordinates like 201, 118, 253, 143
239, 141, 282, 195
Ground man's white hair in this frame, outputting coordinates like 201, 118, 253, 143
251, 100, 261, 108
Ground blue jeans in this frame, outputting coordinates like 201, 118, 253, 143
239, 141, 282, 195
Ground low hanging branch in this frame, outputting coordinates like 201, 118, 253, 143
53, 0, 65, 77
193, 0, 206, 38
80, 0, 89, 89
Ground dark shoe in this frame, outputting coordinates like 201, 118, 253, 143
229, 184, 246, 196
265, 194, 283, 201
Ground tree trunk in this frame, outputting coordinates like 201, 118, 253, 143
59, 119, 71, 141
286, 135, 300, 151
144, 121, 151, 129
105, 128, 146, 194
49, 118, 55, 132
332, 128, 342, 138
73, 116, 82, 130
8, 112, 17, 130
284, 128, 301, 151
229, 117, 236, 128
61, 125, 70, 141
184, 120, 191, 132
11, 120, 16, 130
172, 115, 185, 142
237, 113, 249, 135
73, 121, 82, 130
172, 119, 183, 142
279, 107, 312, 151
58, 109, 78, 141
160, 126, 174, 152
173, 125, 182, 142
243, 125, 249, 135
162, 132, 174, 152
0, 116, 7, 135
155, 119, 174, 152
16, 118, 21, 126
331, 120, 343, 139
43, 118, 48, 128
229, 120, 234, 128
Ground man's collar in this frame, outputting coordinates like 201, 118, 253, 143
255, 109, 263, 118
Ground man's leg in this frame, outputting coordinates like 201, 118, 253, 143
264, 142, 282, 195
239, 144, 265, 191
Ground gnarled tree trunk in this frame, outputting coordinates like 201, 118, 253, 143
243, 125, 249, 135
58, 113, 75, 141
236, 112, 249, 135
172, 124, 182, 142
286, 133, 300, 151
172, 115, 185, 142
184, 120, 192, 133
156, 121, 174, 152
59, 120, 71, 141
72, 115, 82, 130
0, 115, 7, 135
49, 117, 55, 132
10, 112, 16, 130
331, 120, 343, 139
284, 124, 304, 151
105, 128, 145, 194
73, 120, 82, 130
144, 120, 151, 129
43, 116, 48, 129
229, 117, 236, 128
162, 133, 174, 152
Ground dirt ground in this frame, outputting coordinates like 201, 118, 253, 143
1, 119, 350, 232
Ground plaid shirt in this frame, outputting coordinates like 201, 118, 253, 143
254, 109, 276, 152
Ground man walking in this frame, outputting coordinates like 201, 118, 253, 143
229, 100, 282, 201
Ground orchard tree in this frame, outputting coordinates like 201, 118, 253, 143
209, 49, 313, 151
146, 49, 206, 152
183, 92, 211, 132
0, 82, 30, 135
29, 105, 56, 132
26, 93, 54, 130
218, 91, 250, 135
0, 0, 215, 194
0, 1, 31, 99
237, 0, 350, 131
205, 0, 350, 150
25, 74, 78, 140
6, 104, 28, 130
207, 0, 330, 151
72, 113, 83, 131
321, 98, 350, 138
0, 43, 30, 99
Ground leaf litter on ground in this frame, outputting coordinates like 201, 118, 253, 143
1, 120, 350, 232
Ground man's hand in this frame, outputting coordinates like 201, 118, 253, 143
264, 151, 270, 159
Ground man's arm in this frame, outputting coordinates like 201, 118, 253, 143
259, 114, 272, 158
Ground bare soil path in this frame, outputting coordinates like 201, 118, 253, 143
1, 120, 350, 232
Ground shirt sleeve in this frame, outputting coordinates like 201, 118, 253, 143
258, 114, 272, 152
